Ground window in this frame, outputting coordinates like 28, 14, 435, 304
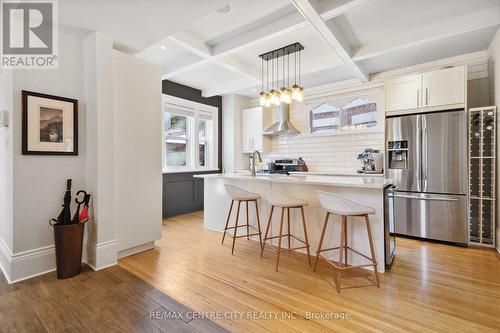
163, 95, 218, 172
165, 112, 191, 167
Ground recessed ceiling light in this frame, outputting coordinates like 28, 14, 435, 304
216, 4, 231, 14
160, 45, 167, 50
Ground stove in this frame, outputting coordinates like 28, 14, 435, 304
257, 169, 289, 175
259, 158, 308, 175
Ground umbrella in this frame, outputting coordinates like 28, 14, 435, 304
79, 194, 91, 224
72, 190, 87, 224
56, 179, 72, 225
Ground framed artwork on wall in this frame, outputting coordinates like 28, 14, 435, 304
22, 90, 78, 155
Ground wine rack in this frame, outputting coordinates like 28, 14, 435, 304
469, 106, 496, 247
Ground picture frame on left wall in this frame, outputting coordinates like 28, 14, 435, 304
22, 90, 78, 155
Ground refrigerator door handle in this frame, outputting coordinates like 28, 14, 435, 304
422, 115, 428, 191
416, 115, 422, 191
390, 193, 459, 202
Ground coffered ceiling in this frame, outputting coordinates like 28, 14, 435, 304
131, 0, 500, 97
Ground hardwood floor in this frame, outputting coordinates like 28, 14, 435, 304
0, 264, 227, 332
119, 211, 500, 333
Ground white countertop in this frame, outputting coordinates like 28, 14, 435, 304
194, 173, 393, 189
235, 170, 385, 177
289, 171, 385, 177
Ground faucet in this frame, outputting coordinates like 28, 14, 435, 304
250, 150, 262, 177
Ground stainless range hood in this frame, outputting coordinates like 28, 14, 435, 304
262, 103, 299, 136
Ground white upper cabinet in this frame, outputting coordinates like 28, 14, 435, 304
385, 74, 422, 112
385, 66, 466, 115
241, 107, 254, 152
422, 66, 465, 109
241, 106, 270, 153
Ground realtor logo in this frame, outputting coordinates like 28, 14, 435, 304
1, 0, 58, 69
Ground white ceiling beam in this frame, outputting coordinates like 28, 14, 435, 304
290, 0, 369, 82
318, 0, 373, 20
212, 0, 373, 57
163, 0, 373, 80
162, 59, 210, 80
212, 12, 307, 57
201, 60, 350, 97
353, 7, 500, 61
169, 31, 213, 58
166, 31, 261, 83
202, 78, 257, 98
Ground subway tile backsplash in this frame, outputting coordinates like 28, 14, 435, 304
261, 132, 385, 174
260, 89, 385, 174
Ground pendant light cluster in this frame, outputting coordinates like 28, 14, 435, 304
259, 42, 304, 107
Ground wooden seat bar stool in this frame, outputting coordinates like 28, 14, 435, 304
222, 184, 263, 254
261, 188, 311, 272
315, 191, 380, 292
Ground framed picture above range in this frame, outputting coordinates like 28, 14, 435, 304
22, 90, 78, 155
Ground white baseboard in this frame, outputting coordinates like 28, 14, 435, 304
204, 226, 224, 233
9, 244, 57, 283
0, 238, 119, 284
0, 238, 12, 283
85, 239, 118, 270
117, 241, 155, 259
0, 238, 155, 283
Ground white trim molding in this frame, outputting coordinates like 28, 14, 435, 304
0, 237, 119, 284
117, 241, 155, 259
85, 239, 118, 271
0, 242, 57, 284
10, 245, 56, 283
0, 238, 12, 283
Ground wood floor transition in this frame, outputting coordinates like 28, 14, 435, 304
119, 211, 500, 333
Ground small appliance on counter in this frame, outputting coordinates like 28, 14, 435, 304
258, 157, 308, 175
357, 148, 383, 174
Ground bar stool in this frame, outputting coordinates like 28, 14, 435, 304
222, 184, 263, 255
315, 191, 380, 292
261, 188, 311, 272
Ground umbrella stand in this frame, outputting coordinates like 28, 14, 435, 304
53, 222, 85, 279
50, 179, 89, 279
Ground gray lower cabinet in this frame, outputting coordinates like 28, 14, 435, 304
162, 171, 218, 218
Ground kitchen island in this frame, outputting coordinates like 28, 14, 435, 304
194, 173, 393, 272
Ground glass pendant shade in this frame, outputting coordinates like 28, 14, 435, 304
259, 91, 268, 106
270, 89, 281, 106
280, 87, 292, 104
264, 92, 271, 107
291, 84, 304, 102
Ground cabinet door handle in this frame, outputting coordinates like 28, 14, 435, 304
416, 89, 419, 107
425, 88, 428, 106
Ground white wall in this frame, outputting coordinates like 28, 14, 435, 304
0, 70, 13, 278
488, 27, 500, 252
222, 94, 250, 172
112, 50, 162, 253
83, 32, 117, 269
11, 33, 87, 255
0, 31, 163, 283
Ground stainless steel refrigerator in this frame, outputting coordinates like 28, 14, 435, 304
386, 110, 468, 244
